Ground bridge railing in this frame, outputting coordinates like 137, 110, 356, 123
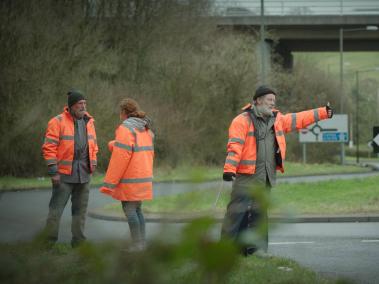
212, 0, 379, 16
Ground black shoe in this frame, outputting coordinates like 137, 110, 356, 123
242, 246, 257, 256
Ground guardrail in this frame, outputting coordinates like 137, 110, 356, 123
212, 0, 379, 16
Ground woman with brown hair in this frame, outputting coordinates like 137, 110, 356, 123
100, 98, 154, 250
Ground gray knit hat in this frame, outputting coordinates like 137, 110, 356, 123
253, 85, 276, 100
67, 89, 85, 108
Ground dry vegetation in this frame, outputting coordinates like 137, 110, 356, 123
0, 0, 341, 176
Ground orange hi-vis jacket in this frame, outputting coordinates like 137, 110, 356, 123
42, 107, 98, 175
100, 118, 154, 201
224, 104, 329, 175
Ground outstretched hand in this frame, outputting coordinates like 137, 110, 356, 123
326, 102, 333, 118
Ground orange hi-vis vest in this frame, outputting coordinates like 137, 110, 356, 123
42, 107, 98, 175
224, 105, 329, 175
100, 118, 154, 201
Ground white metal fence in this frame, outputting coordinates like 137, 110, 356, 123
212, 0, 379, 16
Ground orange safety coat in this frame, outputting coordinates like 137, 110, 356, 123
224, 104, 329, 175
100, 119, 154, 201
42, 107, 98, 175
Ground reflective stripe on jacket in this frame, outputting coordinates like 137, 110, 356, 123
100, 119, 154, 201
42, 107, 98, 175
224, 105, 328, 175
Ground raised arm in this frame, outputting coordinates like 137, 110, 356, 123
280, 106, 329, 133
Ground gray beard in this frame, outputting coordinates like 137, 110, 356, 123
255, 105, 273, 117
70, 109, 85, 119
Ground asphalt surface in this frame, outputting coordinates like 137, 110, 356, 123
269, 222, 379, 284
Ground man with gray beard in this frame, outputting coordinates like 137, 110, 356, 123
221, 85, 333, 256
41, 90, 98, 248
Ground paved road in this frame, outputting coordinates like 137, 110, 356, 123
269, 222, 379, 284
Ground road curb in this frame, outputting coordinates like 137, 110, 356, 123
88, 208, 379, 223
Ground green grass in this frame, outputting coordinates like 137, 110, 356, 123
103, 174, 379, 216
345, 156, 379, 163
294, 52, 379, 84
153, 165, 221, 182
280, 161, 371, 176
0, 238, 337, 284
271, 175, 379, 215
0, 174, 106, 191
227, 256, 334, 284
0, 161, 371, 191
0, 176, 52, 190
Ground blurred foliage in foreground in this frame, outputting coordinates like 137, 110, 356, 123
0, 217, 337, 284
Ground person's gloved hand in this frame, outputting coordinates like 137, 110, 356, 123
223, 172, 236, 182
326, 102, 333, 118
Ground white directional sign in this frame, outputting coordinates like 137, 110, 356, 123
299, 114, 348, 143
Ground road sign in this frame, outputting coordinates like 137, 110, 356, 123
373, 126, 379, 154
299, 114, 348, 143
322, 132, 348, 142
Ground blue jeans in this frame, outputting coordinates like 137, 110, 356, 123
121, 201, 146, 244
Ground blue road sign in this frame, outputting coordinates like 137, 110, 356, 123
322, 132, 348, 142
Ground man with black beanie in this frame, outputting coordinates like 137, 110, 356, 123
41, 89, 98, 247
221, 85, 333, 256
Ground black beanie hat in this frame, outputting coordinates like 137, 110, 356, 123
67, 89, 85, 108
253, 85, 276, 100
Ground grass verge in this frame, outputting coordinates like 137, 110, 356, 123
103, 174, 379, 216
0, 161, 372, 191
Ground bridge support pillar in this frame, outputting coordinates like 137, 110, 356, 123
275, 42, 294, 69
256, 40, 272, 83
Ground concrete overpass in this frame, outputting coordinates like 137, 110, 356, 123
213, 1, 379, 68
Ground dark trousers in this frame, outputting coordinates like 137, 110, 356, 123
221, 176, 269, 254
45, 182, 89, 246
121, 201, 146, 244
